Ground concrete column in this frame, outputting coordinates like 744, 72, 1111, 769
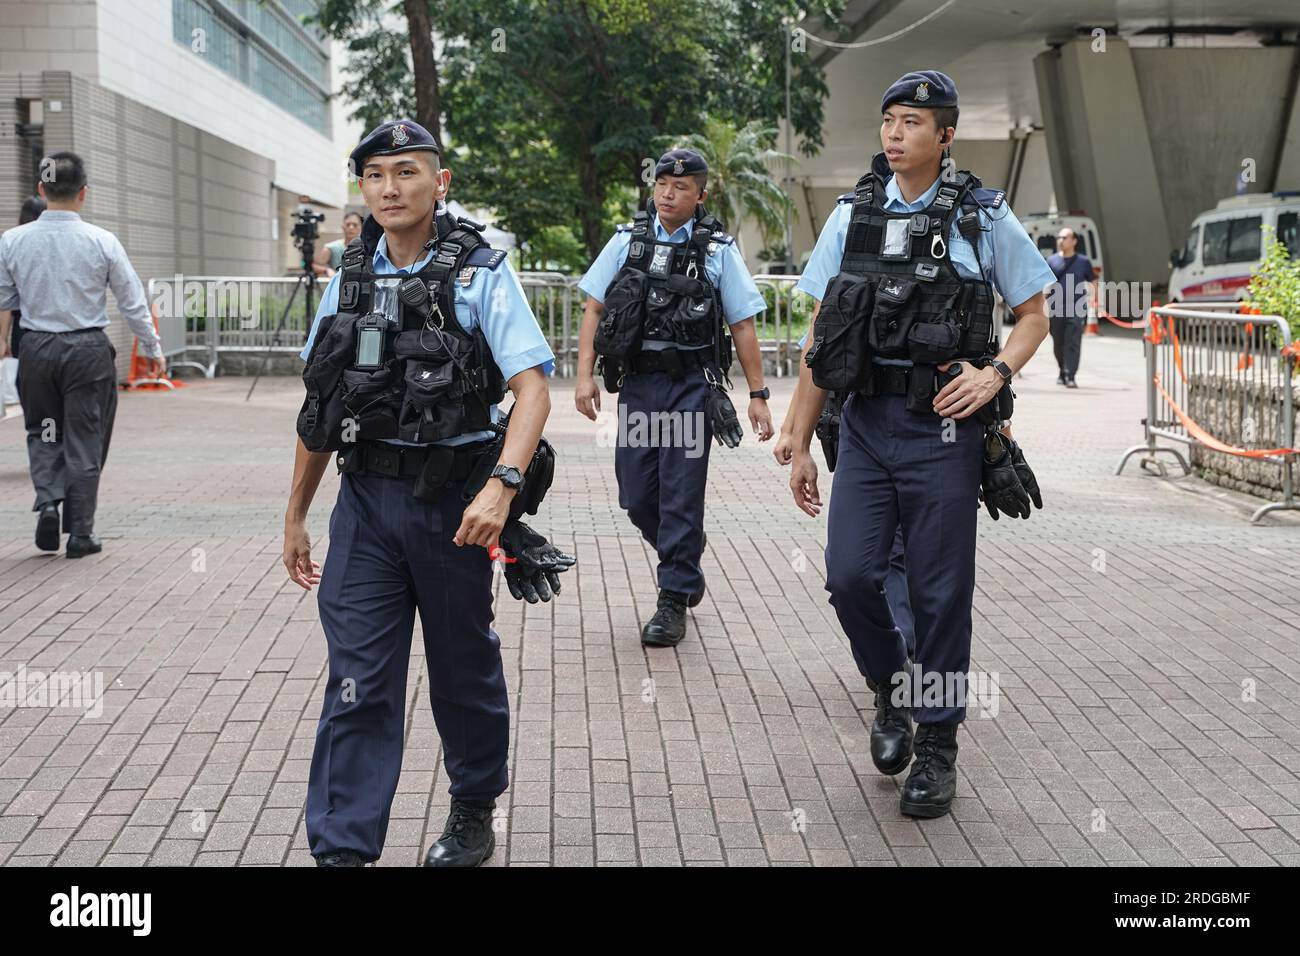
1034, 37, 1171, 284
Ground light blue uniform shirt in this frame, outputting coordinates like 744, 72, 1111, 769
578, 214, 766, 351
795, 172, 1055, 356
300, 233, 555, 447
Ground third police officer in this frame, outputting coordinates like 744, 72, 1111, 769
782, 72, 1053, 818
575, 148, 772, 647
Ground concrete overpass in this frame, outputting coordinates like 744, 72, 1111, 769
769, 0, 1300, 288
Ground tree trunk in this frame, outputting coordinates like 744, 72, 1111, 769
402, 0, 442, 143
578, 147, 606, 260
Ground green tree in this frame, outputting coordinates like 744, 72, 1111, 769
306, 0, 841, 262
659, 116, 793, 256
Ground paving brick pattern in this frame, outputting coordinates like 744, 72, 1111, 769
2, 332, 1299, 866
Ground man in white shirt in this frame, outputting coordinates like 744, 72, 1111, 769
0, 151, 164, 557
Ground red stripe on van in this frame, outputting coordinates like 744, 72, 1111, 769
1177, 276, 1252, 300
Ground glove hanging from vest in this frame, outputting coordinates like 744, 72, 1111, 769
495, 520, 577, 603
1008, 439, 1043, 512
980, 429, 1032, 520
705, 382, 743, 449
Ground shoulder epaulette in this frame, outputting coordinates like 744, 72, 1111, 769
708, 230, 735, 247
615, 222, 635, 233
971, 187, 1006, 209
836, 191, 854, 204
464, 247, 507, 269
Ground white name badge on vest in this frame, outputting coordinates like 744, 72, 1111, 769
881, 218, 912, 261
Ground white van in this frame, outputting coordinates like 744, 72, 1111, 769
1168, 193, 1300, 302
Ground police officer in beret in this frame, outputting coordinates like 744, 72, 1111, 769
284, 118, 572, 866
575, 147, 772, 647
781, 72, 1052, 818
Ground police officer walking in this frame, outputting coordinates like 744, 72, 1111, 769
575, 148, 772, 647
284, 119, 573, 866
782, 72, 1053, 818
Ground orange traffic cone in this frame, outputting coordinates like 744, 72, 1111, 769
124, 304, 186, 390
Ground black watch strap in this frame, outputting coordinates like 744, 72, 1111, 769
749, 387, 770, 400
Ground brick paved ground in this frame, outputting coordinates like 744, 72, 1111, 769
2, 331, 1299, 867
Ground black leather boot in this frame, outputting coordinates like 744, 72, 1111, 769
36, 504, 60, 552
315, 848, 367, 867
869, 670, 913, 776
641, 590, 688, 647
900, 722, 959, 818
66, 534, 103, 558
423, 800, 496, 867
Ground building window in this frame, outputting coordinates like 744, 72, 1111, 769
172, 0, 330, 134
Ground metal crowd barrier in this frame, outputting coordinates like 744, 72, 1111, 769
146, 270, 810, 380
1115, 302, 1299, 522
146, 275, 330, 378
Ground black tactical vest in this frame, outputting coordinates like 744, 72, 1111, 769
806, 152, 1003, 396
297, 211, 507, 452
593, 202, 732, 358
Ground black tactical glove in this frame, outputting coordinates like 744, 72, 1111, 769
705, 385, 743, 449
495, 520, 577, 603
981, 430, 1032, 520
1007, 440, 1043, 512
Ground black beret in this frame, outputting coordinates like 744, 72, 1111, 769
881, 70, 959, 114
654, 148, 708, 179
349, 119, 441, 176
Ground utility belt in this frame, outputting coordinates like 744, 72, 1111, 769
627, 347, 713, 379
337, 439, 494, 503
855, 360, 1015, 426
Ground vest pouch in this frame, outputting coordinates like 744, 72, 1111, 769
805, 272, 874, 393
341, 364, 400, 441
399, 358, 463, 442
297, 312, 361, 452
643, 284, 676, 341
595, 269, 647, 359
673, 291, 716, 347
906, 321, 962, 365
868, 277, 919, 355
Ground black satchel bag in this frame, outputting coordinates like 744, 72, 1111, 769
805, 273, 874, 393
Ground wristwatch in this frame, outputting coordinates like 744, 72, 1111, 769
989, 360, 1013, 382
490, 464, 524, 491
749, 387, 770, 400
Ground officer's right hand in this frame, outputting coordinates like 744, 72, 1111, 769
575, 375, 601, 421
283, 521, 322, 590
789, 450, 822, 517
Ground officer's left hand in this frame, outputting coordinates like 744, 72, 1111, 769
749, 397, 773, 442
454, 482, 513, 549
933, 362, 1001, 420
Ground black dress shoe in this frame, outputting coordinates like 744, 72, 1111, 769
1055, 373, 1065, 385
641, 590, 687, 647
66, 534, 103, 559
900, 722, 959, 818
315, 848, 367, 867
870, 671, 914, 776
423, 800, 496, 867
36, 505, 60, 552
1065, 377, 1078, 389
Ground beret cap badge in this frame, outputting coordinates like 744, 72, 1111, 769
391, 124, 409, 146
673, 159, 684, 174
915, 81, 930, 101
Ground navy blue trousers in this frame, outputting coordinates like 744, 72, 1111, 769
614, 370, 713, 596
883, 526, 915, 660
306, 471, 509, 861
825, 392, 982, 724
